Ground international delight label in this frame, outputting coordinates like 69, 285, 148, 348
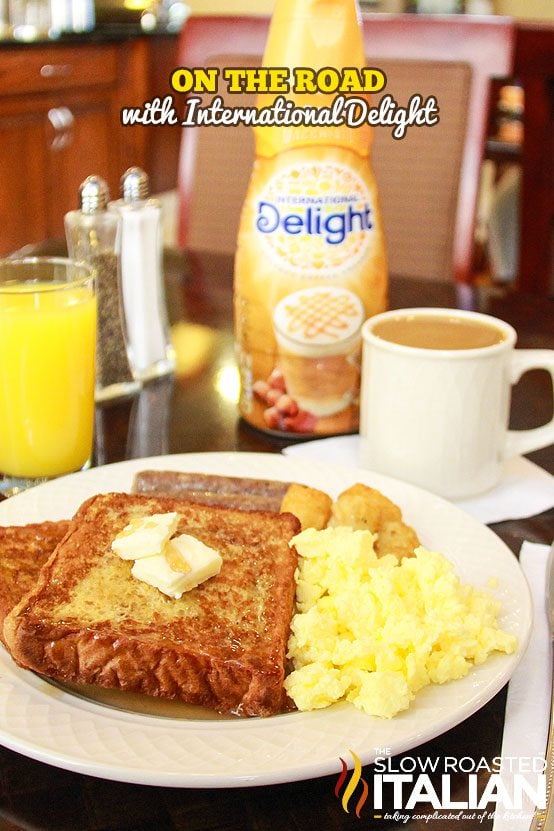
234, 151, 388, 436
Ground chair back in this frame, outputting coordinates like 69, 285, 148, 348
176, 13, 514, 284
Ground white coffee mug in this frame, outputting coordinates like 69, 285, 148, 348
360, 307, 554, 500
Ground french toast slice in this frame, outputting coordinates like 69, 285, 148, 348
0, 520, 71, 646
3, 493, 300, 717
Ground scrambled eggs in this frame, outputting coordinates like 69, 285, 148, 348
284, 527, 517, 719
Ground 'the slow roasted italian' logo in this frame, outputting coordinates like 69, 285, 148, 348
333, 750, 547, 823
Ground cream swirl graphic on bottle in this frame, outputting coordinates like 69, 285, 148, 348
273, 286, 364, 417
256, 162, 373, 276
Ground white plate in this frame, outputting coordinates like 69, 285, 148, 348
0, 452, 532, 788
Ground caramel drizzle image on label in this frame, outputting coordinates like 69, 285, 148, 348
283, 290, 361, 341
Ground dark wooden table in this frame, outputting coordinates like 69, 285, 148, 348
0, 249, 553, 831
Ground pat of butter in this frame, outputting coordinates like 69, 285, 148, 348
111, 512, 179, 560
131, 534, 223, 599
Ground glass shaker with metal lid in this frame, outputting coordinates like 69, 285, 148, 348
110, 167, 175, 382
65, 174, 141, 401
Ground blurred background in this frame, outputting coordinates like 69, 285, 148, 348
0, 0, 552, 295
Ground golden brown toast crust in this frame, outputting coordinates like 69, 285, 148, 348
4, 493, 300, 717
0, 520, 71, 646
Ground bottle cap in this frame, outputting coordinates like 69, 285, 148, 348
79, 175, 110, 214
121, 167, 150, 203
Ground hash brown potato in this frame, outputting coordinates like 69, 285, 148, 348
331, 483, 419, 559
280, 483, 333, 531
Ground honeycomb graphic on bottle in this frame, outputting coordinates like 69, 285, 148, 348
255, 162, 373, 276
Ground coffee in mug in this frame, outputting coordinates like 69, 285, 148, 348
371, 313, 506, 350
360, 308, 554, 500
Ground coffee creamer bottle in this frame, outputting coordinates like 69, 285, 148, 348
234, 0, 387, 436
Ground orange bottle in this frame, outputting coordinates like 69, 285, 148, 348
234, 0, 388, 436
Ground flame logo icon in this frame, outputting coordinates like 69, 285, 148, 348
335, 750, 369, 817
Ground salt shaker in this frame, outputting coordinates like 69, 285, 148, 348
65, 175, 141, 401
110, 167, 175, 381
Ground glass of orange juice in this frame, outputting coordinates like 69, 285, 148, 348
0, 257, 96, 496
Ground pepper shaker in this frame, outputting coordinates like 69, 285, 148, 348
65, 175, 141, 401
110, 167, 175, 381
